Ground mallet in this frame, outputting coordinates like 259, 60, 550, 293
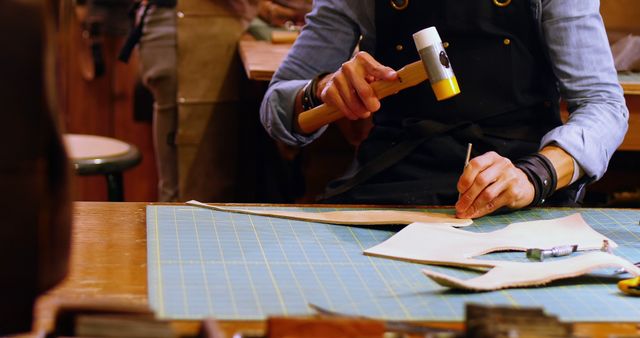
297, 26, 461, 134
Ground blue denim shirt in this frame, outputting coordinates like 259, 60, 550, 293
260, 0, 628, 180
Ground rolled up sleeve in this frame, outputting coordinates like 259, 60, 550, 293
539, 0, 629, 180
259, 0, 363, 147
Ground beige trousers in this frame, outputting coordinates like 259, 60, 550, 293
176, 0, 247, 201
139, 1, 248, 201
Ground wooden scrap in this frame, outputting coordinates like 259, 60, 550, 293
465, 303, 573, 338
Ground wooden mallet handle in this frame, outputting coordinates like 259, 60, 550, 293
297, 60, 428, 134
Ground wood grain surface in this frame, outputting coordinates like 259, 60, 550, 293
25, 202, 640, 338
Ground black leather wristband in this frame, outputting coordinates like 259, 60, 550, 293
514, 153, 558, 207
301, 73, 328, 111
301, 80, 314, 111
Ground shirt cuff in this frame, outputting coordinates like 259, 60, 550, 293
261, 79, 327, 147
540, 124, 605, 180
569, 156, 584, 185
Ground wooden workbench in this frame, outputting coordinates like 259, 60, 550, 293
32, 202, 262, 337
238, 39, 294, 82
29, 202, 640, 337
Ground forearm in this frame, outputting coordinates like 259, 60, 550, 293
259, 0, 362, 143
292, 72, 335, 134
539, 145, 577, 190
512, 144, 582, 209
455, 145, 583, 219
261, 80, 324, 146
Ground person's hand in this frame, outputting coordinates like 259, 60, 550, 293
259, 0, 306, 27
316, 51, 397, 121
455, 151, 535, 219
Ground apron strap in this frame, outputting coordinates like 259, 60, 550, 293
321, 120, 474, 200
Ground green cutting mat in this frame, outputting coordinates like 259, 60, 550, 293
147, 206, 640, 321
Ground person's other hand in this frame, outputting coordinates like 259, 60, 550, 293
455, 151, 535, 218
259, 0, 306, 27
316, 51, 397, 121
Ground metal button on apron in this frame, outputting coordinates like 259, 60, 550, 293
503, 38, 511, 45
395, 44, 404, 51
493, 0, 511, 7
390, 0, 409, 10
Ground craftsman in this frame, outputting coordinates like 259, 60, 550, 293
260, 0, 628, 218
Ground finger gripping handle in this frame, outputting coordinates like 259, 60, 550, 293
297, 60, 427, 134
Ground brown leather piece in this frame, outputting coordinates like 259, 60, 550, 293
187, 200, 473, 226
268, 317, 385, 338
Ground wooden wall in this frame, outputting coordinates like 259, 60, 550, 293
601, 0, 640, 36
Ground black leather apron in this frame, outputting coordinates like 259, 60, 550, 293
322, 0, 575, 205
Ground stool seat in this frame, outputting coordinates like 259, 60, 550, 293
64, 134, 142, 201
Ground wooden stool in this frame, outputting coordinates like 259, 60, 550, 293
64, 134, 142, 201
